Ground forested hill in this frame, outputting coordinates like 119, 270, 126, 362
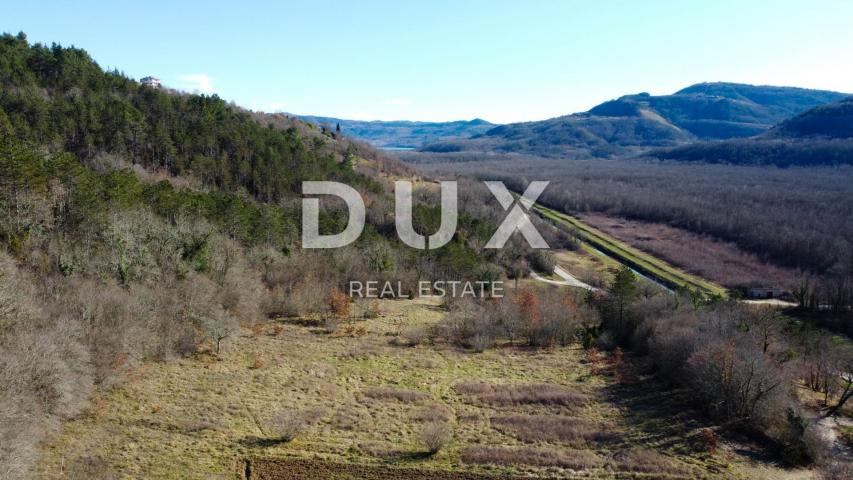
418, 82, 846, 158
653, 97, 853, 166
0, 33, 575, 477
298, 115, 495, 149
769, 97, 853, 139
0, 32, 392, 203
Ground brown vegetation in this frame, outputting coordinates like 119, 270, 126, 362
454, 381, 588, 408
270, 409, 306, 442
461, 445, 604, 470
418, 421, 452, 454
490, 414, 618, 445
579, 213, 802, 290
363, 386, 429, 404
419, 156, 853, 301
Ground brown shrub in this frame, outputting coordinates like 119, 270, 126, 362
454, 381, 588, 408
700, 428, 718, 454
250, 324, 265, 338
335, 324, 367, 337
400, 325, 428, 346
271, 325, 284, 336
611, 449, 685, 475
490, 414, 618, 445
270, 409, 305, 442
462, 445, 603, 470
412, 404, 453, 423
362, 300, 382, 318
363, 386, 428, 403
326, 288, 351, 318
419, 421, 452, 454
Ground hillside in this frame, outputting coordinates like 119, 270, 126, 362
298, 116, 495, 149
0, 33, 565, 479
654, 97, 853, 166
420, 83, 847, 158
770, 97, 853, 139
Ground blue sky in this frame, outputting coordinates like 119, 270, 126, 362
4, 0, 852, 123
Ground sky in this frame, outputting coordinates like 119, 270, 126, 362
4, 0, 853, 123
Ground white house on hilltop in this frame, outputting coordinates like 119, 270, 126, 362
141, 76, 161, 88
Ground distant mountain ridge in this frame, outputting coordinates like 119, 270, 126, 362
653, 96, 853, 166
297, 115, 495, 149
419, 82, 848, 158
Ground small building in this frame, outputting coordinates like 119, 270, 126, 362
747, 287, 784, 299
141, 76, 161, 88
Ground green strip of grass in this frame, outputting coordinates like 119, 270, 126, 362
535, 204, 728, 298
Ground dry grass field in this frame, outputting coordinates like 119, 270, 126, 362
36, 295, 811, 480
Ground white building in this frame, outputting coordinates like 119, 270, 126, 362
141, 76, 161, 88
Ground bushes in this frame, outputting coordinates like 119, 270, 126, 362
528, 249, 556, 274
612, 449, 685, 475
270, 409, 305, 442
688, 337, 789, 420
461, 445, 603, 470
0, 253, 91, 480
418, 421, 452, 454
326, 288, 350, 318
400, 325, 429, 346
490, 414, 617, 445
636, 300, 831, 464
412, 404, 453, 423
454, 381, 588, 408
437, 288, 592, 351
363, 386, 428, 404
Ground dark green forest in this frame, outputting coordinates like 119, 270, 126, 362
0, 32, 375, 202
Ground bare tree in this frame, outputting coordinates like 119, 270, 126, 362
826, 347, 853, 416
199, 315, 237, 355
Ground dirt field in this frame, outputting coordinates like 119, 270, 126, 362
37, 296, 807, 480
578, 214, 802, 290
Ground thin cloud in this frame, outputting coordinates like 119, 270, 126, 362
176, 74, 215, 94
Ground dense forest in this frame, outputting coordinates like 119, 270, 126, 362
410, 152, 853, 309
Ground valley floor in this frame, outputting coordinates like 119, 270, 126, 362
38, 297, 812, 480
576, 214, 802, 291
